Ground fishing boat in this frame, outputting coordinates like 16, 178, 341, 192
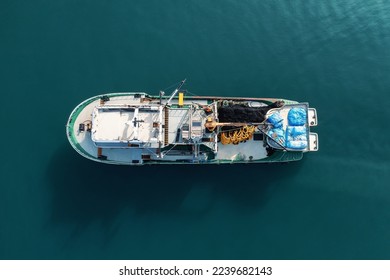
66, 79, 318, 165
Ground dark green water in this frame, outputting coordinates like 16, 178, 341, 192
1, 0, 390, 259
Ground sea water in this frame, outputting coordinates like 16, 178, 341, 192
1, 0, 390, 259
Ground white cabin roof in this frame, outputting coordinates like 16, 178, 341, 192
91, 106, 160, 143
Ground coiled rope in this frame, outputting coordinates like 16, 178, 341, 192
220, 125, 256, 145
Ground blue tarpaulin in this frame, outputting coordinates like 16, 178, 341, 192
267, 112, 283, 128
286, 126, 307, 149
288, 107, 307, 126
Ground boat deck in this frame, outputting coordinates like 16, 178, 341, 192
216, 137, 268, 161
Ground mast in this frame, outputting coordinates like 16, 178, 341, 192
157, 79, 186, 157
165, 79, 186, 105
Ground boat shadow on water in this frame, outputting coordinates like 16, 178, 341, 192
47, 142, 304, 228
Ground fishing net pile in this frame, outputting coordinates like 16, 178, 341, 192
217, 101, 284, 123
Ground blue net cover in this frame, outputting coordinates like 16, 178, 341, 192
288, 107, 307, 126
267, 112, 283, 128
286, 126, 307, 149
268, 128, 285, 145
286, 126, 307, 140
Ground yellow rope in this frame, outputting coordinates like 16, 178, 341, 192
220, 125, 256, 145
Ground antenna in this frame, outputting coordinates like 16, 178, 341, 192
159, 91, 165, 105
